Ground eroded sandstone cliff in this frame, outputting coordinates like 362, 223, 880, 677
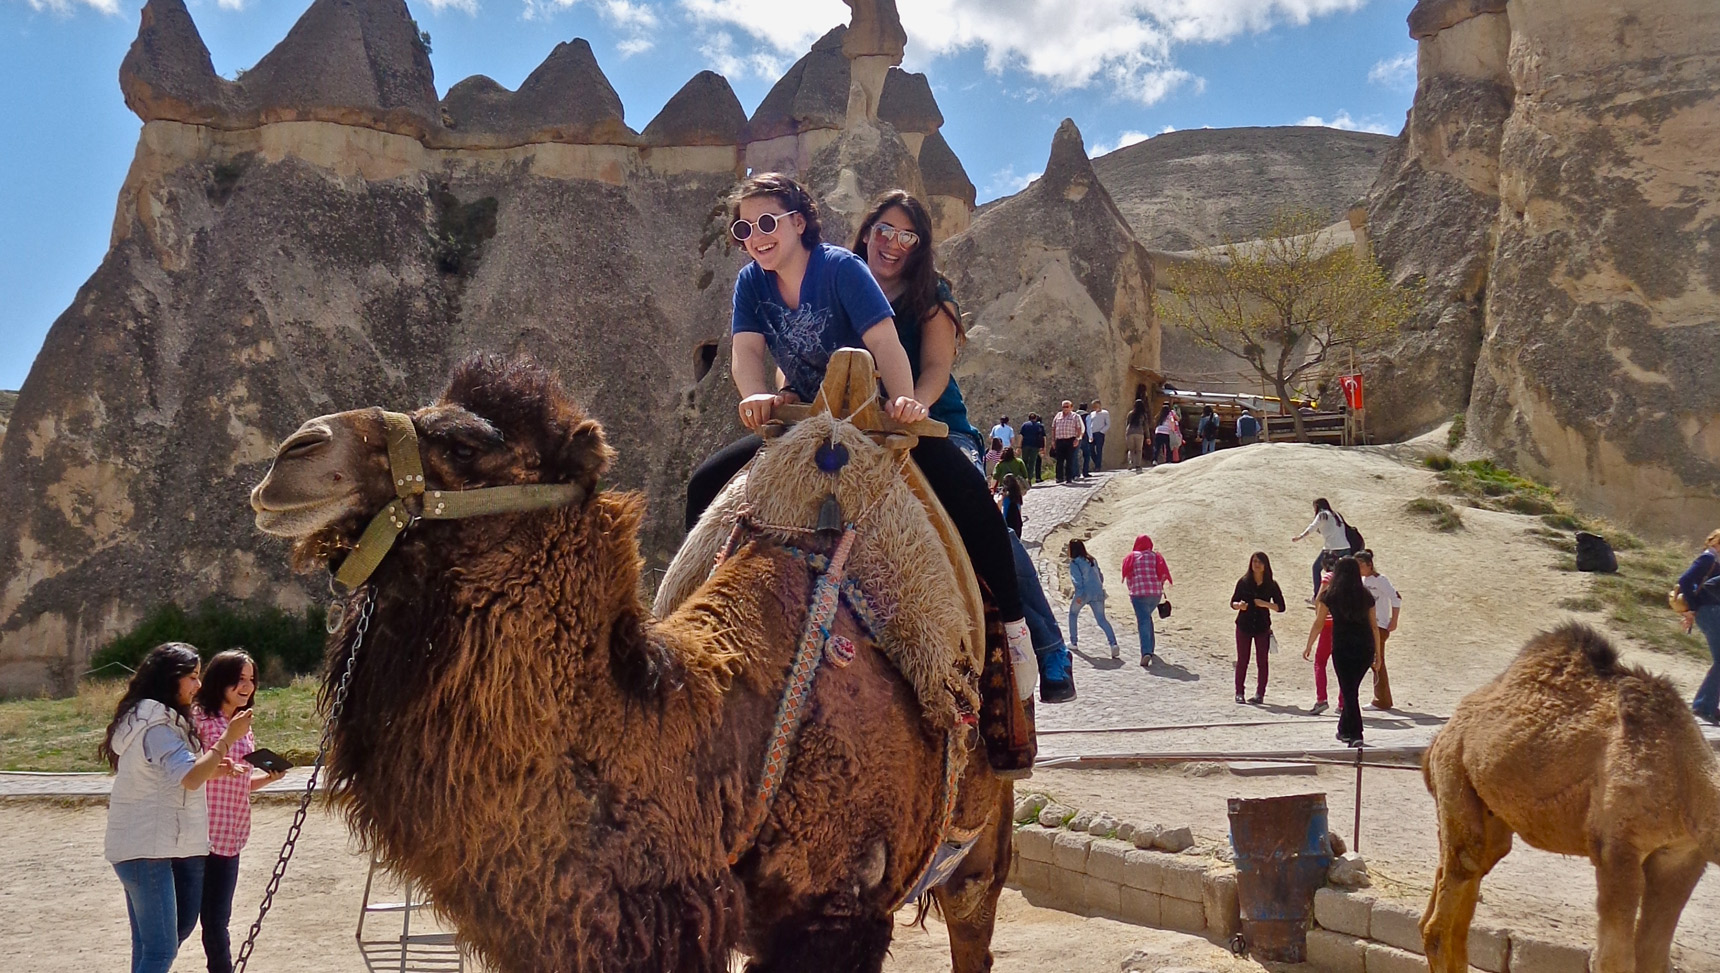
1363, 0, 1720, 534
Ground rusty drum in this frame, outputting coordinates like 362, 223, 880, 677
1227, 792, 1333, 963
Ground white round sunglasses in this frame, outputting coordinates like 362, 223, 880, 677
730, 211, 797, 242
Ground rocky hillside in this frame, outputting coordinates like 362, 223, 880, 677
1091, 126, 1394, 250
1361, 0, 1720, 535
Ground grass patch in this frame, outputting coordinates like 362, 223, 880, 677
1559, 595, 1604, 613
1422, 452, 1455, 472
1405, 497, 1464, 532
1585, 544, 1709, 659
1447, 412, 1466, 449
0, 677, 323, 772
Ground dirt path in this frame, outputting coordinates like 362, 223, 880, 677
0, 802, 1250, 973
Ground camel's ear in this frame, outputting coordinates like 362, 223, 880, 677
552, 416, 616, 492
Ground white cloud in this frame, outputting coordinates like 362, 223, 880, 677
1160, 123, 1178, 134
681, 0, 1368, 105
1294, 110, 1393, 135
981, 165, 1041, 201
1368, 50, 1415, 88
698, 29, 787, 79
617, 35, 654, 55
20, 0, 121, 14
1088, 129, 1153, 158
523, 0, 657, 51
423, 0, 479, 12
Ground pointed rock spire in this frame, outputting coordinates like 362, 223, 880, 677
119, 0, 236, 123
441, 39, 634, 146
643, 71, 746, 146
241, 0, 439, 132
747, 26, 851, 141
876, 68, 942, 134
917, 131, 973, 206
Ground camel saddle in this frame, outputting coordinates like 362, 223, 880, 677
659, 348, 1036, 776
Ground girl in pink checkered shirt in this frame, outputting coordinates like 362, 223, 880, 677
193, 650, 285, 973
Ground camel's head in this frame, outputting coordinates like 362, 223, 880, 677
250, 354, 614, 567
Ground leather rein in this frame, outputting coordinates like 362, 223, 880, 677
332, 410, 589, 590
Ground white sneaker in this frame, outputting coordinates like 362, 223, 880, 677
1110, 645, 1120, 660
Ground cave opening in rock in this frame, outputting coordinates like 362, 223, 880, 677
693, 340, 719, 382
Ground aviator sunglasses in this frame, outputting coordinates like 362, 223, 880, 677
730, 211, 797, 242
870, 222, 920, 249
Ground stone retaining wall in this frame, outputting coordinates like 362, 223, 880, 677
1007, 822, 1593, 973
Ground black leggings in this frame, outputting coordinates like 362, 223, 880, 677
685, 434, 1024, 620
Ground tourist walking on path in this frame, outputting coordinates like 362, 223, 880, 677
1304, 557, 1379, 747
1356, 550, 1402, 710
1152, 406, 1177, 465
103, 642, 253, 973
1198, 406, 1221, 456
990, 416, 1015, 450
1236, 409, 1261, 445
1013, 531, 1075, 702
1122, 535, 1173, 668
1308, 553, 1338, 714
1019, 413, 1046, 483
1291, 498, 1355, 602
1679, 528, 1720, 724
1067, 540, 1121, 658
991, 446, 1027, 493
1231, 552, 1285, 704
1086, 399, 1110, 472
1124, 399, 1149, 470
1076, 403, 1095, 478
193, 650, 285, 973
983, 437, 1004, 478
1052, 401, 1084, 483
999, 475, 1026, 536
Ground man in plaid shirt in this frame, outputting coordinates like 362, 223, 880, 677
1051, 401, 1085, 483
1121, 534, 1173, 667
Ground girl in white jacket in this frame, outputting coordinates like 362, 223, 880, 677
100, 642, 250, 973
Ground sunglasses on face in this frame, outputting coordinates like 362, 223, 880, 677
730, 212, 796, 242
870, 222, 920, 249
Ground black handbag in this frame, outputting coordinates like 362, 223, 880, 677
1157, 599, 1172, 619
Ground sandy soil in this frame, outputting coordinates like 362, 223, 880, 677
0, 802, 1251, 973
1042, 441, 1712, 720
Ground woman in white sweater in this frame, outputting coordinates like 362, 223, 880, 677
1291, 497, 1355, 603
100, 642, 251, 973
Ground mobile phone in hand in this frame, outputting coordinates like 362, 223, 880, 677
243, 748, 294, 774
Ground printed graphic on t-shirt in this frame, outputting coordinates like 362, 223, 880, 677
759, 301, 836, 401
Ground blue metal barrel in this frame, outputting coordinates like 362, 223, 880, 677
1227, 793, 1333, 962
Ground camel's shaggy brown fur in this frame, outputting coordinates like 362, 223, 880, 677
655, 413, 979, 727
251, 355, 1010, 973
1422, 622, 1720, 973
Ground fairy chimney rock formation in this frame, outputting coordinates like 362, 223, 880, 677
841, 0, 906, 121
1362, 0, 1720, 534
940, 119, 1158, 468
440, 40, 634, 147
917, 131, 976, 242
642, 71, 748, 148
877, 68, 943, 152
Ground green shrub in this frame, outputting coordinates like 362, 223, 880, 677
1405, 497, 1464, 531
1422, 452, 1455, 471
1446, 412, 1467, 449
88, 600, 327, 686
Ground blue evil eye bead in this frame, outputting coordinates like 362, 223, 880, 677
815, 441, 850, 474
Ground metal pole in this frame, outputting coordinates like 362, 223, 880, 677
1353, 745, 1363, 853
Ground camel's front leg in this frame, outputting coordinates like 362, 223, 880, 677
1592, 840, 1646, 973
1632, 846, 1705, 973
1422, 782, 1512, 973
934, 782, 1013, 973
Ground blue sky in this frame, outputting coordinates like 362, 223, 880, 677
0, 0, 1419, 391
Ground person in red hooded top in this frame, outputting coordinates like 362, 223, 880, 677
1120, 535, 1173, 668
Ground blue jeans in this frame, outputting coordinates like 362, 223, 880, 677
1692, 604, 1720, 715
202, 853, 241, 973
1089, 432, 1106, 471
1313, 547, 1353, 598
1068, 598, 1117, 647
113, 856, 205, 973
1202, 437, 1218, 455
1130, 595, 1161, 658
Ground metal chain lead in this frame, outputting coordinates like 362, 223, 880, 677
233, 586, 375, 973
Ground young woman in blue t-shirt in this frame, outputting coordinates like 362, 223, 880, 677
685, 174, 1033, 672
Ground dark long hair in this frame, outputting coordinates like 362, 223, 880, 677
99, 642, 201, 769
1319, 557, 1375, 625
853, 189, 965, 340
1314, 497, 1336, 517
1002, 474, 1024, 504
730, 172, 822, 250
1128, 398, 1148, 427
1242, 551, 1274, 589
1067, 539, 1096, 565
194, 648, 256, 717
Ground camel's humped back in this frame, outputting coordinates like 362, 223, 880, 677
1430, 622, 1717, 853
655, 415, 977, 727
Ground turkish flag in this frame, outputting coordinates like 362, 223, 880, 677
1339, 374, 1364, 410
